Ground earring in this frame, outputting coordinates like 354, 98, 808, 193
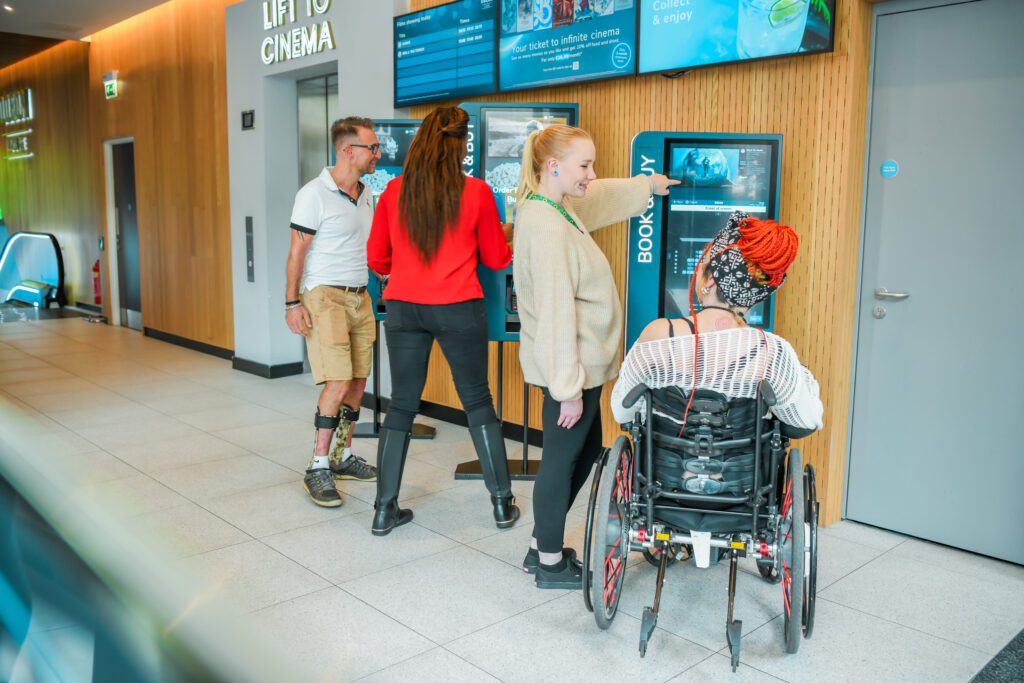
553, 170, 559, 176
700, 287, 710, 296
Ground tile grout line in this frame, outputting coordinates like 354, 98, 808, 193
814, 595, 995, 657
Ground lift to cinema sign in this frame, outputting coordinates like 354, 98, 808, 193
261, 0, 336, 65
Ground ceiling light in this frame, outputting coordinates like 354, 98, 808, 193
2, 5, 14, 13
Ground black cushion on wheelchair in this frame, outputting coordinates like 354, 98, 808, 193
781, 424, 816, 440
653, 505, 757, 534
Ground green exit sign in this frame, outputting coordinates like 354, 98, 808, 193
103, 71, 119, 99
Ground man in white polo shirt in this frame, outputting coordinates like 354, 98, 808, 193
285, 116, 381, 507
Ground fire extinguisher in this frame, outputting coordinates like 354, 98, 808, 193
92, 260, 102, 305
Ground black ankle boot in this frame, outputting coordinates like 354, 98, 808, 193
371, 428, 413, 536
469, 422, 520, 529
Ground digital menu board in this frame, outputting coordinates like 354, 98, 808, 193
499, 0, 636, 91
394, 0, 498, 107
638, 0, 834, 75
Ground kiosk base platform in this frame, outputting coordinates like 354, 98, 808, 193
453, 457, 540, 481
352, 422, 436, 440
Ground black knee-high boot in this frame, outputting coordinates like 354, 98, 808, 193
469, 422, 520, 528
371, 428, 413, 536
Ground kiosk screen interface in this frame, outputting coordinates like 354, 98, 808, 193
638, 0, 834, 75
394, 0, 498, 107
480, 106, 576, 220
661, 139, 778, 326
364, 122, 420, 202
498, 0, 636, 91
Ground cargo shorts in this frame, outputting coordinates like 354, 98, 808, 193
300, 285, 375, 384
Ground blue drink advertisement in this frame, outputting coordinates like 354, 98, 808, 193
638, 0, 834, 75
499, 0, 636, 91
394, 0, 498, 107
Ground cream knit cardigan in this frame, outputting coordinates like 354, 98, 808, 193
513, 175, 653, 402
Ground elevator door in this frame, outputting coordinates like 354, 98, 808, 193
112, 142, 142, 331
297, 74, 339, 185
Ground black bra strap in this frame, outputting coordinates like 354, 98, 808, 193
666, 317, 695, 339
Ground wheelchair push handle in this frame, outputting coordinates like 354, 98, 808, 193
622, 383, 651, 410
759, 381, 778, 407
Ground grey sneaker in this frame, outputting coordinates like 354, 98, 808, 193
331, 454, 377, 481
304, 468, 343, 507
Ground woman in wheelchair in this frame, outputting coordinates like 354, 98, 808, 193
588, 212, 823, 667
614, 211, 823, 433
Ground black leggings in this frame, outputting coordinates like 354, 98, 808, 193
382, 299, 498, 432
532, 386, 604, 554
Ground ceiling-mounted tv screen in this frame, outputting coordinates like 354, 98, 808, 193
498, 0, 637, 92
638, 0, 834, 75
394, 0, 499, 107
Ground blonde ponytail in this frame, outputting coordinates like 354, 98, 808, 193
516, 129, 544, 207
514, 124, 593, 209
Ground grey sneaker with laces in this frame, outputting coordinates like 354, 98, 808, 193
304, 467, 343, 507
331, 454, 377, 481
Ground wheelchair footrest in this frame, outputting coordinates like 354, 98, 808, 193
639, 607, 658, 658
726, 619, 743, 671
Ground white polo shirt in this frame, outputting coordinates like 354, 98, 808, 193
290, 167, 372, 292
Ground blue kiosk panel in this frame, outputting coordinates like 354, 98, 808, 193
460, 101, 578, 342
626, 132, 783, 349
365, 120, 421, 321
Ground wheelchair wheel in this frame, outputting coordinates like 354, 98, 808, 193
803, 464, 819, 639
582, 447, 611, 613
591, 436, 632, 630
780, 448, 805, 654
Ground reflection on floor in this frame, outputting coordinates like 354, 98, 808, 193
1, 319, 1021, 682
0, 303, 89, 323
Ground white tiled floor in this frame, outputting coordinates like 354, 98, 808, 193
1, 318, 1022, 682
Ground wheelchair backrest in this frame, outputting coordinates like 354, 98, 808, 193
648, 387, 767, 497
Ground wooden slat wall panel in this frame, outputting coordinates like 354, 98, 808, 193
0, 42, 98, 306
88, 0, 241, 349
411, 0, 875, 524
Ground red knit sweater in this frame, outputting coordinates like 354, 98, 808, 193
367, 176, 511, 304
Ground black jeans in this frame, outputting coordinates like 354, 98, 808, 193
532, 386, 604, 553
383, 299, 498, 432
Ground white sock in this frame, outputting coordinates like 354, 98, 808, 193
343, 447, 353, 462
310, 455, 329, 470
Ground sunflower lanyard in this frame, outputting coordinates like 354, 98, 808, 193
526, 193, 584, 235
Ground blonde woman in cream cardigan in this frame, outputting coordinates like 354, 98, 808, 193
513, 124, 678, 589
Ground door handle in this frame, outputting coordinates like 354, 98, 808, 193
874, 288, 910, 301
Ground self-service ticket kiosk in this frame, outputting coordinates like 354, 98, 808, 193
461, 101, 579, 343
457, 101, 578, 480
357, 119, 436, 440
625, 132, 783, 350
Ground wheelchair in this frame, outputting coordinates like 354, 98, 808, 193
582, 381, 819, 670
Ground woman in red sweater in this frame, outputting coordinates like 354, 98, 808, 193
367, 106, 519, 536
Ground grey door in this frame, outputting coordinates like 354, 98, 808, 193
847, 0, 1024, 564
112, 142, 142, 331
